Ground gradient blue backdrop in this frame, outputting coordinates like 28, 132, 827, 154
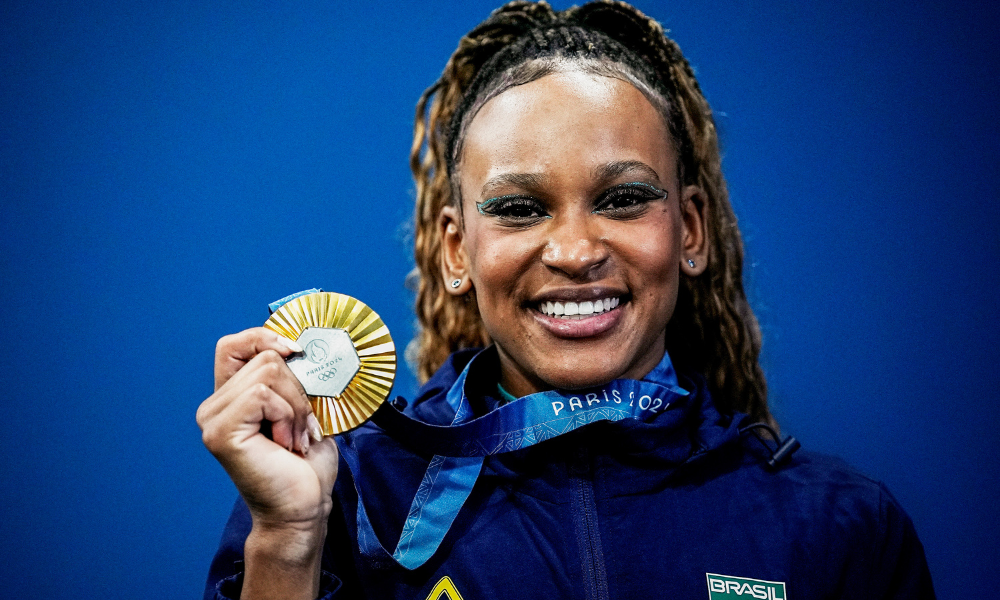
2, 1, 997, 598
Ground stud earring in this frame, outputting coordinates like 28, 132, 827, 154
687, 259, 696, 268
450, 279, 462, 289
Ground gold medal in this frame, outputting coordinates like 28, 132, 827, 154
263, 292, 396, 435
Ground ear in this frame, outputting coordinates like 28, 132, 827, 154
439, 205, 473, 294
679, 185, 709, 276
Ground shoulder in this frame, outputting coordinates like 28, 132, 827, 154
780, 449, 925, 546
723, 448, 934, 596
744, 448, 902, 535
771, 449, 886, 498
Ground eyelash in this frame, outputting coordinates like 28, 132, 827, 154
476, 182, 667, 224
594, 182, 668, 215
475, 195, 547, 221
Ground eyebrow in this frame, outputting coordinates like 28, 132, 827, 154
477, 160, 661, 198
593, 160, 661, 184
480, 172, 547, 198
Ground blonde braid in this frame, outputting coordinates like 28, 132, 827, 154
636, 12, 770, 423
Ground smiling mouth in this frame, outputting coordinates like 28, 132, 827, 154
537, 297, 623, 320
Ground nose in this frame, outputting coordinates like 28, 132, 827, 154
540, 214, 609, 279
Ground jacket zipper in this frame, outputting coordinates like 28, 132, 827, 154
571, 450, 609, 600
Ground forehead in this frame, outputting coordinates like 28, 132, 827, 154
459, 70, 675, 190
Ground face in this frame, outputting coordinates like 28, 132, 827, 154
442, 69, 707, 396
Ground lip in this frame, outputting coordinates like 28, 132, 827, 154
531, 298, 627, 339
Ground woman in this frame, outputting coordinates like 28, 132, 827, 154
198, 2, 934, 598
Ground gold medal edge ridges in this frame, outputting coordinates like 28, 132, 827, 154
264, 292, 396, 436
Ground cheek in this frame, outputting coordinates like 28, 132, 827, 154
465, 226, 539, 304
611, 211, 683, 304
619, 207, 682, 265
633, 232, 680, 267
634, 243, 679, 297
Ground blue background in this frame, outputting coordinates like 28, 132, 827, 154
1, 0, 997, 597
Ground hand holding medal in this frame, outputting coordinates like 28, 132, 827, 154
196, 289, 395, 597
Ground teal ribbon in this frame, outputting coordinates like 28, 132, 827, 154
267, 288, 322, 314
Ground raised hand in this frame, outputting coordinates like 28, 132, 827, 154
197, 327, 339, 599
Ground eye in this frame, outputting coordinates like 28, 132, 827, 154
593, 182, 668, 217
476, 195, 550, 225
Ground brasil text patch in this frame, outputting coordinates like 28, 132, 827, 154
706, 573, 787, 599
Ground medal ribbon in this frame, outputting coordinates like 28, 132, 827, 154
339, 348, 689, 570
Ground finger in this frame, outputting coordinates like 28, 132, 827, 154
202, 381, 297, 457
198, 351, 277, 426
215, 327, 303, 390
209, 372, 317, 458
249, 352, 314, 454
199, 349, 310, 438
306, 413, 324, 444
239, 351, 312, 455
305, 436, 340, 492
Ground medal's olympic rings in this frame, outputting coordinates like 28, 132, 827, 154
317, 369, 338, 382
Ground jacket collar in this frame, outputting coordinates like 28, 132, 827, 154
408, 347, 749, 465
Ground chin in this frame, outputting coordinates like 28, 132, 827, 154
536, 358, 629, 391
494, 319, 667, 394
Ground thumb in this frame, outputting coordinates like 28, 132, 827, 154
305, 436, 340, 493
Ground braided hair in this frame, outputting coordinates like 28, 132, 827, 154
408, 0, 772, 424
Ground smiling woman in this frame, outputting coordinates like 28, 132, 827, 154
198, 2, 935, 599
441, 70, 700, 395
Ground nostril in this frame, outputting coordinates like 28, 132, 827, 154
541, 237, 609, 278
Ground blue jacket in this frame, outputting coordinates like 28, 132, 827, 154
205, 349, 934, 599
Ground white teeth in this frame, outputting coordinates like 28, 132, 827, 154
538, 297, 622, 318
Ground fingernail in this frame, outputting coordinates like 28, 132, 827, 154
300, 430, 310, 455
307, 414, 324, 442
280, 337, 303, 353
